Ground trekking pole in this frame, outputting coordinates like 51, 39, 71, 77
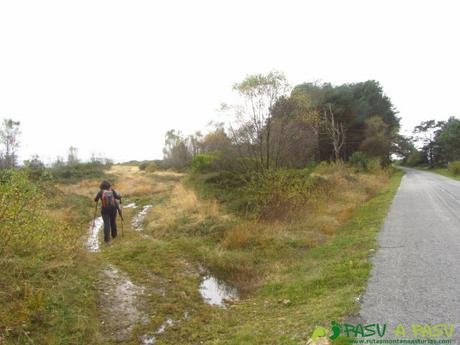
117, 205, 124, 238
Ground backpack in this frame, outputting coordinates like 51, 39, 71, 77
101, 189, 116, 210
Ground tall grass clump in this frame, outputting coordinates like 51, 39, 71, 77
448, 160, 460, 175
244, 168, 333, 220
0, 169, 99, 344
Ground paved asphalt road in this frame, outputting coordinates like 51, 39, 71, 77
359, 168, 460, 339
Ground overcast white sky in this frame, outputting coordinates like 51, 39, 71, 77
1, 0, 459, 163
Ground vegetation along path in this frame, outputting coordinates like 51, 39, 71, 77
1, 162, 403, 344
359, 167, 460, 338
83, 164, 402, 344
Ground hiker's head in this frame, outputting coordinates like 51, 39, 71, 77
99, 180, 111, 190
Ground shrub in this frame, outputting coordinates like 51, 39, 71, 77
139, 161, 158, 172
348, 151, 369, 170
190, 153, 219, 173
367, 158, 382, 172
448, 161, 460, 175
139, 161, 149, 170
406, 151, 425, 166
0, 170, 94, 342
145, 162, 158, 172
243, 169, 333, 220
50, 161, 112, 182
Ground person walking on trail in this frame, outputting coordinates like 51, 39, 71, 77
94, 180, 122, 243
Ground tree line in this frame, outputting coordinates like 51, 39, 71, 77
0, 119, 113, 181
395, 118, 460, 169
163, 72, 401, 172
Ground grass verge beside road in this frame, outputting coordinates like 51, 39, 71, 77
423, 167, 460, 182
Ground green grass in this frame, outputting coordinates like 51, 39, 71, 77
423, 167, 460, 182
0, 170, 105, 345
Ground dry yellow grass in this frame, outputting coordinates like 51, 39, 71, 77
170, 184, 198, 211
153, 170, 184, 178
221, 222, 256, 249
111, 166, 171, 197
57, 166, 183, 199
56, 179, 100, 198
55, 165, 189, 206
144, 181, 226, 236
109, 165, 140, 176
307, 169, 389, 236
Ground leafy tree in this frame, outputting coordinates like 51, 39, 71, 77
188, 131, 203, 156
52, 156, 66, 168
406, 150, 426, 166
435, 117, 460, 163
0, 119, 21, 168
24, 155, 45, 169
413, 120, 443, 167
163, 130, 191, 169
231, 71, 290, 170
67, 146, 79, 166
359, 116, 391, 162
201, 123, 232, 154
392, 134, 416, 163
23, 155, 48, 180
269, 94, 319, 168
292, 80, 399, 161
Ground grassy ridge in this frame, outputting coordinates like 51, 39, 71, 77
95, 166, 403, 344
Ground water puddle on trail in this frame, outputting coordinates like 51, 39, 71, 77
124, 202, 138, 209
132, 205, 153, 231
199, 275, 239, 307
87, 216, 104, 252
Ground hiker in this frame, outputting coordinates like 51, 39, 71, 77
94, 180, 122, 243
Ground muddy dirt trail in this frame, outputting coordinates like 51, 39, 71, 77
83, 166, 239, 344
84, 167, 178, 343
87, 207, 151, 343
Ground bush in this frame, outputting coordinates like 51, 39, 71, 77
448, 161, 460, 175
190, 153, 219, 173
406, 151, 425, 167
50, 161, 112, 182
145, 162, 158, 172
139, 161, 158, 172
0, 170, 95, 342
139, 161, 149, 170
367, 158, 382, 172
243, 168, 333, 220
348, 151, 369, 170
